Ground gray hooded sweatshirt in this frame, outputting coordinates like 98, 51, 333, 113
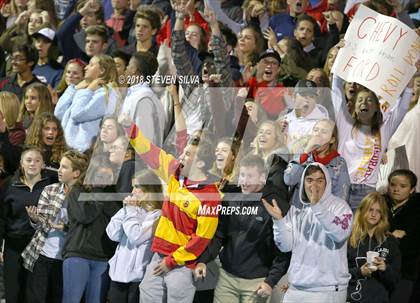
273, 162, 353, 291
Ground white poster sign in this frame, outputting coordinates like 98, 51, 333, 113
332, 5, 420, 106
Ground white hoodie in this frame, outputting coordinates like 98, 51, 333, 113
273, 163, 352, 291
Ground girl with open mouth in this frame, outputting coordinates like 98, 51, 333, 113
331, 59, 417, 211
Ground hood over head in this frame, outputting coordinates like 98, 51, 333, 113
299, 162, 332, 206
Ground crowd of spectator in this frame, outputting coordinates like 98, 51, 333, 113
0, 0, 419, 303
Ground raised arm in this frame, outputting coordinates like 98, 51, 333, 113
331, 73, 353, 129
383, 85, 414, 137
171, 2, 198, 97
272, 216, 294, 253
205, 6, 234, 89
167, 85, 188, 157
205, 0, 242, 33
125, 119, 178, 184
57, 0, 100, 62
56, 12, 85, 62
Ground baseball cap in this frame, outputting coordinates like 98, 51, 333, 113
294, 79, 318, 96
258, 49, 281, 64
32, 28, 55, 42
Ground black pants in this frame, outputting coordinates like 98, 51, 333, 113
108, 280, 140, 303
26, 254, 63, 303
193, 289, 214, 303
4, 236, 31, 303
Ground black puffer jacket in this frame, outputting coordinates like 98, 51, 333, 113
347, 235, 401, 303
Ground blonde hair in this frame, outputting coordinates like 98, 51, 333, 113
56, 59, 86, 95
209, 137, 242, 184
93, 54, 118, 85
253, 120, 286, 160
92, 54, 122, 113
61, 150, 89, 187
19, 146, 45, 181
349, 192, 390, 248
17, 83, 53, 124
0, 92, 20, 129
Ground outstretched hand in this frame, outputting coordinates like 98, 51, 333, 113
79, 0, 100, 16
171, 0, 192, 15
262, 198, 283, 220
203, 1, 217, 28
263, 27, 277, 49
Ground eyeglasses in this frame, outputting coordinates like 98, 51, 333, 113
262, 59, 279, 66
305, 177, 326, 185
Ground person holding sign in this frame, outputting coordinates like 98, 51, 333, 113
331, 47, 417, 211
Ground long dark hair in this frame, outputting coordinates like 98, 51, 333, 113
351, 88, 383, 139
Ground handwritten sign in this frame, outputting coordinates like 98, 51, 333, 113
332, 5, 420, 106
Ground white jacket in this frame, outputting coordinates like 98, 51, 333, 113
273, 163, 352, 291
106, 206, 161, 283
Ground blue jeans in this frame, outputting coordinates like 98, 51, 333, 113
62, 257, 110, 303
348, 184, 376, 212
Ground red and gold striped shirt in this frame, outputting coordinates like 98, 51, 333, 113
128, 124, 221, 269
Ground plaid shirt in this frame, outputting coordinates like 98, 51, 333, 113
172, 30, 234, 134
21, 183, 67, 271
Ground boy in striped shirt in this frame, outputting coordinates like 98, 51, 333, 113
123, 118, 221, 303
